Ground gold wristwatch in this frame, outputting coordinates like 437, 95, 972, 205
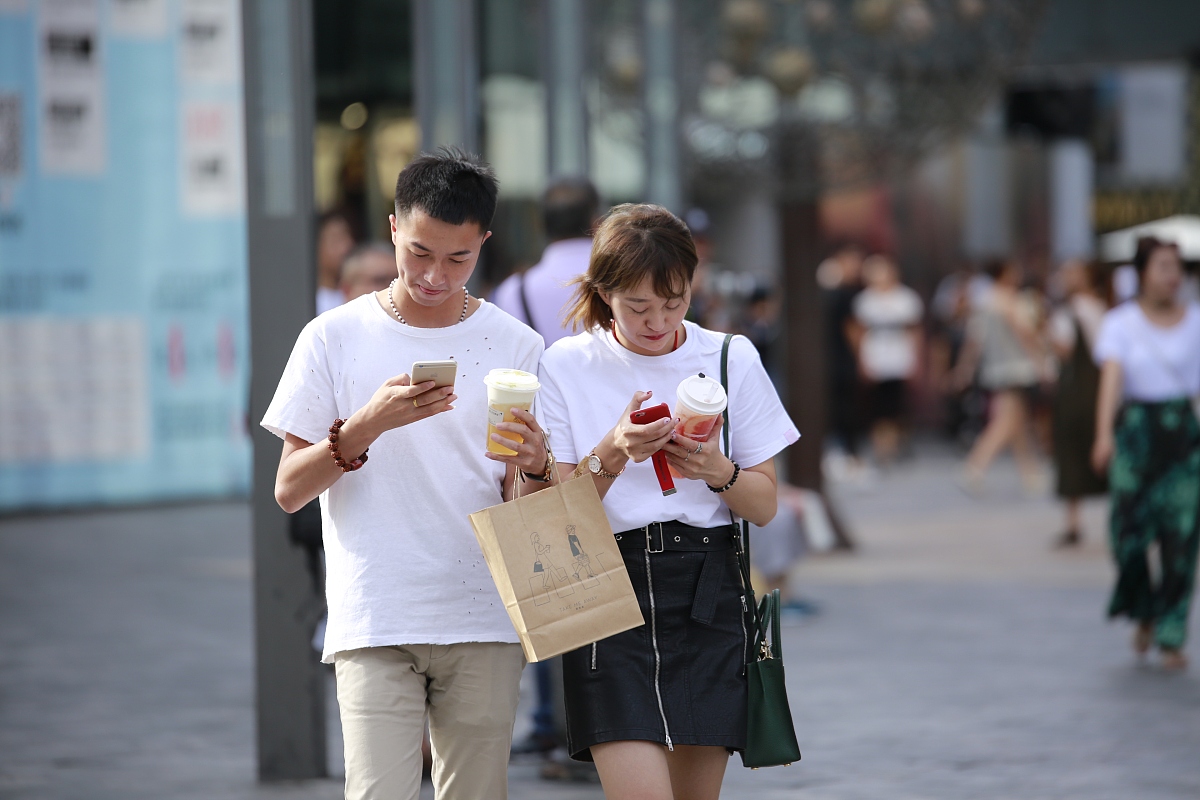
579, 448, 624, 480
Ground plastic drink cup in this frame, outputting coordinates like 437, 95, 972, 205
669, 374, 727, 477
483, 369, 541, 455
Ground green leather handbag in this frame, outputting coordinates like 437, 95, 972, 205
743, 588, 802, 768
719, 334, 802, 769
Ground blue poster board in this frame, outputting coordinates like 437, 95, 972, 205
0, 0, 251, 511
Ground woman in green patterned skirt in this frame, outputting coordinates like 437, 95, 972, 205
1092, 237, 1200, 671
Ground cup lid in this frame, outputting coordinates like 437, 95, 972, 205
483, 368, 541, 393
675, 373, 727, 415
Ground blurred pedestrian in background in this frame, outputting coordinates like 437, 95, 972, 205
849, 254, 924, 466
953, 259, 1045, 494
493, 176, 600, 345
493, 176, 601, 775
819, 243, 867, 477
316, 209, 359, 315
339, 243, 398, 303
1047, 259, 1109, 548
1092, 237, 1200, 671
738, 284, 779, 381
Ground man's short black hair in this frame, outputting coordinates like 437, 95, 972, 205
393, 146, 499, 231
542, 176, 600, 241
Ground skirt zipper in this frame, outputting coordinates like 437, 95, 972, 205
590, 642, 597, 671
643, 549, 674, 751
739, 594, 749, 675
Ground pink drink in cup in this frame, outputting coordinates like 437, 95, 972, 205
670, 373, 728, 477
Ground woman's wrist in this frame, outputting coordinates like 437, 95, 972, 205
707, 458, 738, 491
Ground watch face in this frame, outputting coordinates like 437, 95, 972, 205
587, 453, 603, 474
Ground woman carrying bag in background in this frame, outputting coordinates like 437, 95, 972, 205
537, 204, 800, 800
1092, 236, 1200, 671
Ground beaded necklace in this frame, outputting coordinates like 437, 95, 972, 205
387, 278, 469, 326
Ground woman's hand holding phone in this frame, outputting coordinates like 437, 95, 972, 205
611, 391, 678, 464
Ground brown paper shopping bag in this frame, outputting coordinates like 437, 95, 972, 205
469, 476, 645, 662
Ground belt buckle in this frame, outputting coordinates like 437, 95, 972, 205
644, 522, 665, 554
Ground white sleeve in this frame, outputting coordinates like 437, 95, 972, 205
260, 320, 339, 445
537, 352, 577, 465
906, 290, 925, 325
1092, 310, 1126, 366
1048, 308, 1075, 350
726, 335, 800, 469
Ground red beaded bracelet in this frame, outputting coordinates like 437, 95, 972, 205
328, 418, 369, 472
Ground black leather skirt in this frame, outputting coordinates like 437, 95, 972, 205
562, 521, 749, 761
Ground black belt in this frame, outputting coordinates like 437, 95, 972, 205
614, 521, 736, 553
614, 522, 736, 626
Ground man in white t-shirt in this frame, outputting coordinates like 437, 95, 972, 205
849, 254, 924, 464
492, 177, 600, 346
262, 149, 553, 800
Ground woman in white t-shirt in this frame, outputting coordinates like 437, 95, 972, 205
849, 254, 924, 464
538, 205, 799, 799
1093, 236, 1200, 671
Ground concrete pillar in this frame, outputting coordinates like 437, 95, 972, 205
544, 0, 589, 178
242, 0, 327, 780
414, 0, 479, 154
1049, 139, 1094, 262
643, 0, 681, 211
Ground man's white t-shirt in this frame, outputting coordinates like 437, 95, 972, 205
1094, 302, 1200, 401
261, 295, 544, 662
538, 323, 799, 533
853, 286, 924, 380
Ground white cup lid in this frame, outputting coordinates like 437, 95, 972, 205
484, 368, 541, 393
675, 373, 727, 416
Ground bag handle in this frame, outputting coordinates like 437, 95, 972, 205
752, 589, 784, 664
718, 333, 760, 661
513, 428, 559, 500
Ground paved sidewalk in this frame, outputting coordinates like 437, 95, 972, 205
1, 448, 1197, 799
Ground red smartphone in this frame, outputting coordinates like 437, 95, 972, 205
630, 403, 676, 496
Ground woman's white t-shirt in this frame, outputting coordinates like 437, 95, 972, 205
853, 286, 924, 380
1093, 302, 1200, 401
538, 322, 799, 533
261, 295, 544, 662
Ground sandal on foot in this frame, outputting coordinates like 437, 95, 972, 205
1161, 649, 1188, 671
1133, 624, 1153, 656
1053, 529, 1081, 549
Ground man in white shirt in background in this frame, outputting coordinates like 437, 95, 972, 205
492, 177, 600, 345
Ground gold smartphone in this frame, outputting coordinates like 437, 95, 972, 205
411, 360, 458, 389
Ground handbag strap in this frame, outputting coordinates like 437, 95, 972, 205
751, 589, 784, 664
718, 333, 760, 660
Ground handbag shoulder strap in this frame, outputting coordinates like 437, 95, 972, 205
719, 334, 760, 652
518, 272, 538, 334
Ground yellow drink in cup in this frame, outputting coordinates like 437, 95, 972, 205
483, 369, 541, 455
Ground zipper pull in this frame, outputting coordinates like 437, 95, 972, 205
740, 595, 748, 612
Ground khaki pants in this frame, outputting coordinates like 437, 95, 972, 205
335, 642, 525, 800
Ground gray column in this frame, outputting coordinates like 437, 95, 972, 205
414, 0, 479, 154
544, 0, 589, 177
643, 0, 681, 211
242, 0, 327, 780
1049, 138, 1094, 262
